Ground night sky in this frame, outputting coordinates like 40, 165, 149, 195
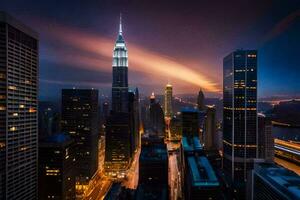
1, 0, 300, 101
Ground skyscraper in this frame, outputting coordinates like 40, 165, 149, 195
223, 50, 258, 198
258, 113, 274, 162
0, 12, 38, 199
61, 89, 99, 185
137, 136, 168, 200
149, 92, 165, 137
105, 15, 137, 177
112, 15, 128, 113
197, 89, 205, 111
164, 83, 173, 118
204, 106, 217, 151
181, 108, 199, 139
105, 113, 131, 176
38, 133, 76, 200
247, 163, 300, 200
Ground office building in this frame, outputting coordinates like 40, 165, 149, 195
223, 50, 258, 198
128, 88, 140, 155
164, 83, 173, 118
204, 106, 217, 151
112, 15, 128, 113
105, 112, 131, 176
105, 15, 137, 177
247, 163, 300, 200
197, 89, 205, 111
0, 12, 38, 199
184, 156, 220, 199
137, 136, 168, 200
61, 89, 99, 184
181, 134, 220, 199
149, 92, 165, 137
38, 133, 76, 200
258, 113, 274, 162
181, 108, 199, 139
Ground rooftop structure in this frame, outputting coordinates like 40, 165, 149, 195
187, 156, 219, 187
182, 136, 203, 153
248, 163, 300, 200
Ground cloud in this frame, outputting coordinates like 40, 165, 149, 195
262, 9, 300, 44
36, 20, 221, 93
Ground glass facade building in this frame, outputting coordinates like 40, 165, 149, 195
0, 12, 38, 200
223, 50, 258, 197
61, 89, 99, 184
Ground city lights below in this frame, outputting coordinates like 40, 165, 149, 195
274, 157, 300, 176
121, 148, 140, 189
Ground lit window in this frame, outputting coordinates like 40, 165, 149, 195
8, 85, 17, 90
9, 127, 16, 131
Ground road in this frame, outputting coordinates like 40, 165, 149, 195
84, 177, 112, 200
167, 142, 182, 200
122, 148, 140, 189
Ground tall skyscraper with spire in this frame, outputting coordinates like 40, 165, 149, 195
105, 15, 140, 176
112, 14, 129, 113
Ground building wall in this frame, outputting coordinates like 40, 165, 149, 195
61, 89, 99, 183
0, 12, 38, 199
223, 50, 258, 197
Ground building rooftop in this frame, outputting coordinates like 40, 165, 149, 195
182, 136, 202, 152
187, 156, 219, 187
140, 137, 168, 161
0, 11, 38, 39
181, 107, 199, 113
255, 163, 300, 199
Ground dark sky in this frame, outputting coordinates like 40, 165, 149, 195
1, 0, 300, 100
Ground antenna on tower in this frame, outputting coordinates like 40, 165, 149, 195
119, 13, 122, 35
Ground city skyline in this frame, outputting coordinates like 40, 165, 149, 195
1, 2, 300, 200
0, 0, 299, 100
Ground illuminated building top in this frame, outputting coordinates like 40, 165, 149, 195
113, 14, 128, 67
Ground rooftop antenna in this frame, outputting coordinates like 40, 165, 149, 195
119, 13, 122, 35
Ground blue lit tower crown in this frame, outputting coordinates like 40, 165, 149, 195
112, 14, 129, 112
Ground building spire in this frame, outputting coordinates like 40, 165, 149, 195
119, 13, 122, 35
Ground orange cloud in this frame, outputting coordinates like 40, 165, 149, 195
40, 22, 221, 93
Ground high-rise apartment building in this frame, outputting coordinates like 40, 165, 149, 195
0, 12, 38, 199
164, 83, 173, 118
61, 89, 99, 184
223, 49, 258, 198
